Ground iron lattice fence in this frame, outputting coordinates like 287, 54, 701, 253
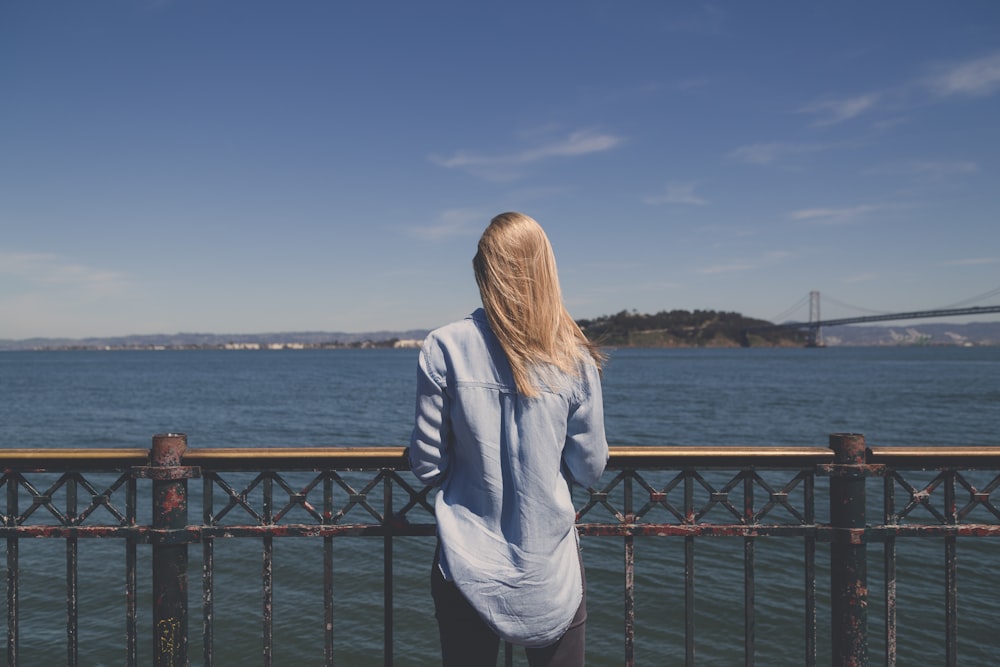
2, 434, 1000, 666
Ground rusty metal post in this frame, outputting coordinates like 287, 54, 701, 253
151, 433, 192, 667
828, 433, 869, 667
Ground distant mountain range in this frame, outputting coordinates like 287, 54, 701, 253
0, 329, 432, 351
2, 320, 998, 351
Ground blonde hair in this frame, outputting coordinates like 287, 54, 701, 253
473, 212, 604, 397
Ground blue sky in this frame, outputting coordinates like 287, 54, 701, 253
2, 1, 999, 339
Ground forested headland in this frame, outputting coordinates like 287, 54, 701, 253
577, 310, 804, 348
10, 311, 996, 352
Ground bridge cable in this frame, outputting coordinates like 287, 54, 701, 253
941, 285, 1000, 309
768, 294, 810, 323
819, 294, 893, 316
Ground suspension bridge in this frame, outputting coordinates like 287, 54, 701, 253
745, 288, 1000, 347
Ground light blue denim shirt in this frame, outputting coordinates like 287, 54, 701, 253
409, 309, 608, 647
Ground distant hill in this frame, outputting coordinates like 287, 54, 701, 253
577, 309, 807, 347
576, 310, 1000, 348
2, 314, 998, 351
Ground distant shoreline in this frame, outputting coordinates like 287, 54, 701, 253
2, 318, 998, 352
4, 338, 998, 352
0, 339, 424, 352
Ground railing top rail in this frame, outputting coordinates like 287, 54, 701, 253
869, 445, 1000, 467
608, 445, 833, 468
1, 448, 149, 469
2, 445, 835, 470
5, 445, 1000, 471
184, 446, 410, 470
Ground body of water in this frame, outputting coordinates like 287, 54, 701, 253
1, 346, 998, 665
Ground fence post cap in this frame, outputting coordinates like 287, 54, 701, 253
829, 433, 866, 464
151, 433, 188, 466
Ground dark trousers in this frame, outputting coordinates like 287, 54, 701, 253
430, 554, 587, 667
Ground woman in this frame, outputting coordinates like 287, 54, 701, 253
409, 212, 608, 666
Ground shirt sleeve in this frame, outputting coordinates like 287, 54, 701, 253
408, 341, 452, 485
562, 360, 608, 488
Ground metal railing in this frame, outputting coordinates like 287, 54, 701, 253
2, 433, 999, 666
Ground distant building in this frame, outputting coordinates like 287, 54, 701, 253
394, 339, 423, 349
224, 342, 261, 350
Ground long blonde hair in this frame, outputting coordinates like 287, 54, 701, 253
473, 212, 604, 397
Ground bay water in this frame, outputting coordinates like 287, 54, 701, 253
1, 346, 998, 665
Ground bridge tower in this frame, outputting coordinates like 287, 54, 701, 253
808, 290, 825, 347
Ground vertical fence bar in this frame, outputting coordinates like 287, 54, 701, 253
883, 473, 897, 667
202, 473, 214, 667
744, 471, 755, 667
323, 472, 334, 667
262, 474, 273, 667
828, 433, 868, 667
6, 474, 19, 667
943, 471, 957, 667
383, 470, 393, 667
804, 472, 817, 667
684, 470, 695, 667
127, 471, 138, 667
151, 433, 191, 667
66, 473, 79, 667
624, 471, 635, 667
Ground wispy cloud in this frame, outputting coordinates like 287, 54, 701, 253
643, 182, 708, 206
429, 128, 624, 170
799, 92, 881, 126
0, 252, 126, 294
406, 209, 482, 240
797, 52, 1000, 128
788, 204, 893, 225
696, 251, 791, 275
909, 160, 978, 174
924, 52, 1000, 98
728, 141, 829, 166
